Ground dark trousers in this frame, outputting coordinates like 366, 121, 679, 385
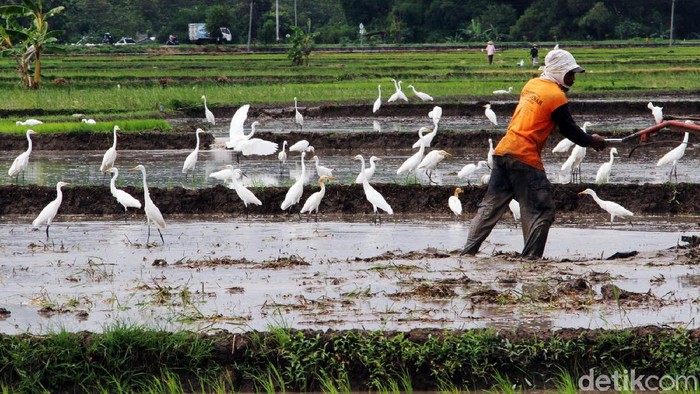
488, 55, 494, 64
462, 155, 555, 258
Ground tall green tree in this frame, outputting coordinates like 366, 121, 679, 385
0, 0, 64, 89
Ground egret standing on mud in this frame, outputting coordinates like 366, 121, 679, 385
656, 132, 689, 182
448, 188, 463, 219
373, 85, 382, 113
8, 129, 35, 184
595, 148, 617, 185
578, 188, 633, 224
130, 165, 166, 244
647, 102, 663, 124
32, 181, 69, 239
484, 104, 497, 126
300, 175, 333, 222
201, 95, 215, 125
355, 154, 393, 223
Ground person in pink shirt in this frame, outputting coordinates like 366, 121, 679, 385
486, 40, 495, 64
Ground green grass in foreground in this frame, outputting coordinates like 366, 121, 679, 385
0, 119, 172, 134
2, 324, 700, 392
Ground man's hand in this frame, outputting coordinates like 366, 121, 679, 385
589, 134, 606, 151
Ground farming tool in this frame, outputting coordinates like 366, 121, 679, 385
604, 117, 700, 158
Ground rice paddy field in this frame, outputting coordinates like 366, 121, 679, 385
1, 44, 700, 392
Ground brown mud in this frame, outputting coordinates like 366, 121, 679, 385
1, 182, 699, 218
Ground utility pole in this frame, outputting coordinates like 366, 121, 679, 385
247, 1, 254, 51
275, 0, 279, 42
294, 0, 297, 27
669, 0, 676, 46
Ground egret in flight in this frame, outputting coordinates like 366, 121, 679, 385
201, 95, 215, 125
130, 165, 166, 245
32, 181, 69, 239
578, 188, 633, 225
355, 154, 393, 223
8, 129, 36, 184
656, 132, 689, 182
108, 167, 142, 221
226, 104, 250, 149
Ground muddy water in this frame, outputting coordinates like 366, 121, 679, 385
0, 136, 696, 187
0, 216, 697, 334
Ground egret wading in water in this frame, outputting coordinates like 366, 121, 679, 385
108, 167, 142, 222
100, 125, 120, 185
418, 150, 451, 184
552, 121, 593, 154
130, 165, 166, 245
201, 95, 215, 125
300, 175, 334, 222
457, 160, 488, 185
448, 187, 463, 220
561, 143, 586, 183
182, 128, 203, 183
294, 97, 304, 130
355, 154, 393, 224
578, 188, 633, 225
373, 85, 381, 113
288, 139, 314, 154
233, 121, 278, 157
281, 151, 307, 217
407, 84, 434, 101
484, 104, 497, 126
32, 181, 69, 240
595, 147, 618, 185
278, 140, 288, 167
397, 127, 430, 180
8, 129, 35, 184
312, 155, 334, 177
223, 165, 262, 218
656, 132, 689, 182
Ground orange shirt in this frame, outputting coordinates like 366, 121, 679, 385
493, 78, 568, 169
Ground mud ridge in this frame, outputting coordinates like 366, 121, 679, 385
2, 183, 699, 217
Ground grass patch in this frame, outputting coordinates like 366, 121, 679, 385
0, 119, 172, 134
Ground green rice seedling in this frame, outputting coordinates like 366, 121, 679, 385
249, 363, 286, 394
554, 368, 578, 394
317, 370, 352, 394
488, 371, 521, 394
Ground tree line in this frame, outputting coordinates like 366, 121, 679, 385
3, 0, 699, 46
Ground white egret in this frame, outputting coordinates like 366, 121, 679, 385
517, 59, 525, 67
418, 150, 451, 183
595, 147, 618, 185
508, 199, 521, 221
396, 127, 430, 177
281, 151, 307, 212
182, 128, 203, 181
312, 155, 334, 177
355, 156, 380, 184
428, 106, 442, 126
487, 138, 494, 169
32, 181, 69, 239
81, 118, 96, 125
561, 144, 586, 183
288, 139, 314, 154
8, 129, 36, 183
373, 120, 381, 132
552, 121, 593, 153
412, 124, 438, 149
448, 187, 463, 219
355, 154, 393, 222
373, 85, 382, 113
647, 102, 663, 124
108, 167, 142, 221
129, 165, 166, 244
294, 97, 304, 130
457, 160, 488, 185
278, 140, 288, 165
224, 166, 262, 216
656, 132, 689, 182
99, 125, 120, 174
407, 84, 434, 101
492, 86, 513, 94
387, 79, 408, 103
484, 104, 497, 126
209, 167, 235, 187
226, 104, 250, 149
201, 95, 215, 125
578, 188, 633, 224
234, 121, 278, 156
480, 173, 491, 185
16, 119, 43, 126
300, 175, 334, 222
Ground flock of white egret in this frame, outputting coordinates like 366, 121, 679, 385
6, 86, 692, 243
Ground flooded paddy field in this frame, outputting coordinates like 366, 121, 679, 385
0, 214, 698, 335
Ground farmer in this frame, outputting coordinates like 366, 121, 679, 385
530, 44, 539, 65
460, 49, 606, 259
486, 40, 496, 64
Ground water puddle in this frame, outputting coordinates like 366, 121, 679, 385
0, 216, 697, 334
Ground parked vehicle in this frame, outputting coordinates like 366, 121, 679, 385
188, 23, 232, 44
114, 37, 136, 46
